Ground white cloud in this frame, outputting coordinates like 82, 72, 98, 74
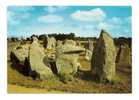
71, 8, 106, 22
38, 14, 63, 23
8, 6, 34, 25
8, 11, 31, 25
109, 17, 122, 25
106, 16, 131, 26
9, 6, 34, 12
84, 25, 95, 30
99, 16, 131, 29
98, 16, 131, 37
8, 11, 19, 25
125, 16, 131, 24
47, 7, 56, 13
98, 22, 109, 29
45, 6, 68, 13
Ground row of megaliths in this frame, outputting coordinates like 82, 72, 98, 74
10, 29, 117, 83
91, 29, 116, 82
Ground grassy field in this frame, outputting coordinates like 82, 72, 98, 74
8, 84, 63, 93
7, 42, 132, 93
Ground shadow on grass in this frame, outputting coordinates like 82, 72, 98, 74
75, 69, 100, 83
10, 52, 39, 80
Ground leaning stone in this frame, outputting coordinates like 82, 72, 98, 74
91, 29, 116, 82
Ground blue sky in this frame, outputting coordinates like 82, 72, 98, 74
7, 6, 131, 38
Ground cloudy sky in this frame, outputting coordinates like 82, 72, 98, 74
7, 6, 131, 38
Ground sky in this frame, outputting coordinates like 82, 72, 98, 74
7, 6, 132, 38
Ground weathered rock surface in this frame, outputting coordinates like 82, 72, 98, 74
116, 43, 131, 67
61, 40, 85, 53
29, 37, 54, 80
85, 49, 92, 61
56, 40, 84, 80
91, 30, 116, 82
88, 40, 94, 51
56, 40, 63, 47
11, 45, 29, 63
47, 36, 56, 49
10, 44, 30, 75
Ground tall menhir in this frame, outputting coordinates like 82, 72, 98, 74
91, 29, 116, 82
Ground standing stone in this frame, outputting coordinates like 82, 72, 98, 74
44, 36, 57, 63
11, 45, 29, 64
47, 36, 56, 49
91, 29, 116, 82
85, 40, 94, 61
64, 39, 76, 46
29, 37, 54, 80
85, 49, 92, 61
116, 43, 131, 67
56, 40, 63, 47
56, 40, 84, 81
88, 40, 94, 51
10, 44, 30, 75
